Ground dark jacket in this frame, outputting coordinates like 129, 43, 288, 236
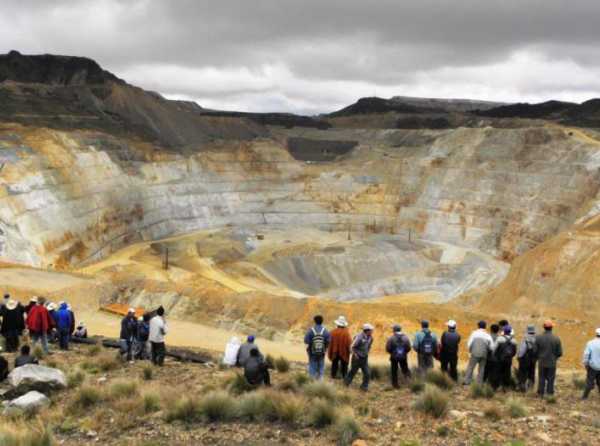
386, 332, 412, 359
54, 303, 73, 331
440, 330, 461, 357
351, 332, 373, 359
15, 354, 38, 368
535, 331, 563, 368
244, 356, 267, 385
1, 304, 25, 335
120, 315, 138, 340
0, 355, 8, 381
137, 321, 150, 342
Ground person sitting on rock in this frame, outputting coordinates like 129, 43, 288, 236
237, 335, 262, 367
14, 344, 39, 368
73, 322, 88, 338
244, 347, 271, 386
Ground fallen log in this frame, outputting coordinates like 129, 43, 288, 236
70, 336, 99, 345
100, 337, 211, 363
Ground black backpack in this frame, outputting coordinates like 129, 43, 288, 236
497, 338, 517, 362
392, 336, 408, 361
420, 332, 434, 356
521, 340, 536, 365
310, 327, 326, 356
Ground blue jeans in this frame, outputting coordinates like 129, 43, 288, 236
308, 355, 325, 379
58, 328, 70, 350
31, 331, 49, 353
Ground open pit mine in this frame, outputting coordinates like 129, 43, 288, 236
2, 51, 600, 362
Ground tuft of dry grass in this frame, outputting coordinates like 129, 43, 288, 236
303, 381, 338, 402
197, 391, 238, 422
412, 385, 449, 418
334, 413, 361, 445
108, 380, 139, 400
506, 398, 527, 418
67, 370, 85, 389
470, 382, 495, 399
274, 356, 290, 373
69, 385, 103, 412
307, 398, 338, 427
425, 370, 454, 390
0, 422, 52, 446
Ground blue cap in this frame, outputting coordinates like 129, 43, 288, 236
247, 335, 255, 342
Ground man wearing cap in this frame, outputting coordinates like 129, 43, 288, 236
413, 320, 438, 374
535, 320, 563, 398
581, 328, 600, 400
0, 299, 26, 352
120, 308, 138, 362
328, 316, 352, 379
386, 324, 412, 388
345, 324, 374, 391
439, 320, 461, 382
464, 321, 493, 385
517, 325, 538, 392
237, 335, 263, 367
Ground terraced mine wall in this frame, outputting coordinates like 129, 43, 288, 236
1, 123, 599, 270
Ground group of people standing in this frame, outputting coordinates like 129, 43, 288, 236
119, 306, 168, 366
302, 314, 600, 399
1, 294, 86, 354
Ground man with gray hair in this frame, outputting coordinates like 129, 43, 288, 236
582, 328, 600, 400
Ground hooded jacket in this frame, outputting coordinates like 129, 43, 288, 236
54, 303, 73, 331
328, 327, 352, 362
26, 304, 52, 333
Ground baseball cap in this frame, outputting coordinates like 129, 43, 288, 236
447, 320, 457, 328
543, 319, 554, 329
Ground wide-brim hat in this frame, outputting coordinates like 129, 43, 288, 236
6, 300, 18, 310
30, 296, 38, 303
335, 316, 348, 327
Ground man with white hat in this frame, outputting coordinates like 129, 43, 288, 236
582, 328, 600, 400
344, 323, 374, 391
120, 308, 138, 362
0, 299, 26, 352
440, 320, 461, 382
328, 316, 352, 379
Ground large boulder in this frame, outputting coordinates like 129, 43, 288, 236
8, 364, 66, 395
3, 390, 50, 415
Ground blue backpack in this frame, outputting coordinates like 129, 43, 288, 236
420, 332, 434, 356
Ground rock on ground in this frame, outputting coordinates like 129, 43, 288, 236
3, 390, 50, 414
8, 364, 67, 395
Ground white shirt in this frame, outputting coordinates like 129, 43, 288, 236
149, 315, 167, 343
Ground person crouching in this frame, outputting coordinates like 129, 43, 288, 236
244, 347, 271, 387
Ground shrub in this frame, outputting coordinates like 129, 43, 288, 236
436, 425, 450, 437
307, 399, 338, 427
272, 394, 305, 425
412, 385, 449, 418
32, 346, 45, 360
225, 373, 255, 395
0, 423, 52, 446
484, 406, 502, 421
265, 354, 275, 369
303, 381, 337, 402
334, 414, 361, 445
198, 391, 238, 422
87, 344, 101, 357
143, 392, 161, 413
97, 354, 120, 372
572, 375, 586, 390
546, 396, 557, 404
71, 386, 103, 411
425, 370, 454, 390
274, 356, 290, 373
67, 370, 85, 389
109, 380, 139, 399
506, 398, 527, 418
142, 366, 153, 381
165, 396, 202, 423
277, 377, 298, 393
369, 364, 389, 381
409, 379, 425, 394
238, 391, 277, 421
470, 383, 494, 399
293, 372, 310, 387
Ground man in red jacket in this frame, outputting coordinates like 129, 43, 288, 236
26, 297, 52, 354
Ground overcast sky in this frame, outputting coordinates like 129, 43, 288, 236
2, 0, 600, 114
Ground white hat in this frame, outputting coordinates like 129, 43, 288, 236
596, 328, 600, 337
6, 300, 18, 310
363, 323, 374, 331
447, 320, 457, 328
78, 322, 85, 327
335, 316, 348, 327
47, 303, 56, 311
128, 307, 135, 314
30, 296, 38, 303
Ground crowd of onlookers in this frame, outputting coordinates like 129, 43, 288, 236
118, 306, 168, 366
0, 293, 87, 379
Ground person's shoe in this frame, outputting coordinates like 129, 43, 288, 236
360, 387, 368, 392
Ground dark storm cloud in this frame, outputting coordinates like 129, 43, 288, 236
2, 0, 600, 113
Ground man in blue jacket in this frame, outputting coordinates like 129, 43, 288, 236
304, 315, 330, 380
582, 328, 600, 400
54, 302, 73, 350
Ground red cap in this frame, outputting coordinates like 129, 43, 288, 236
543, 319, 554, 329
